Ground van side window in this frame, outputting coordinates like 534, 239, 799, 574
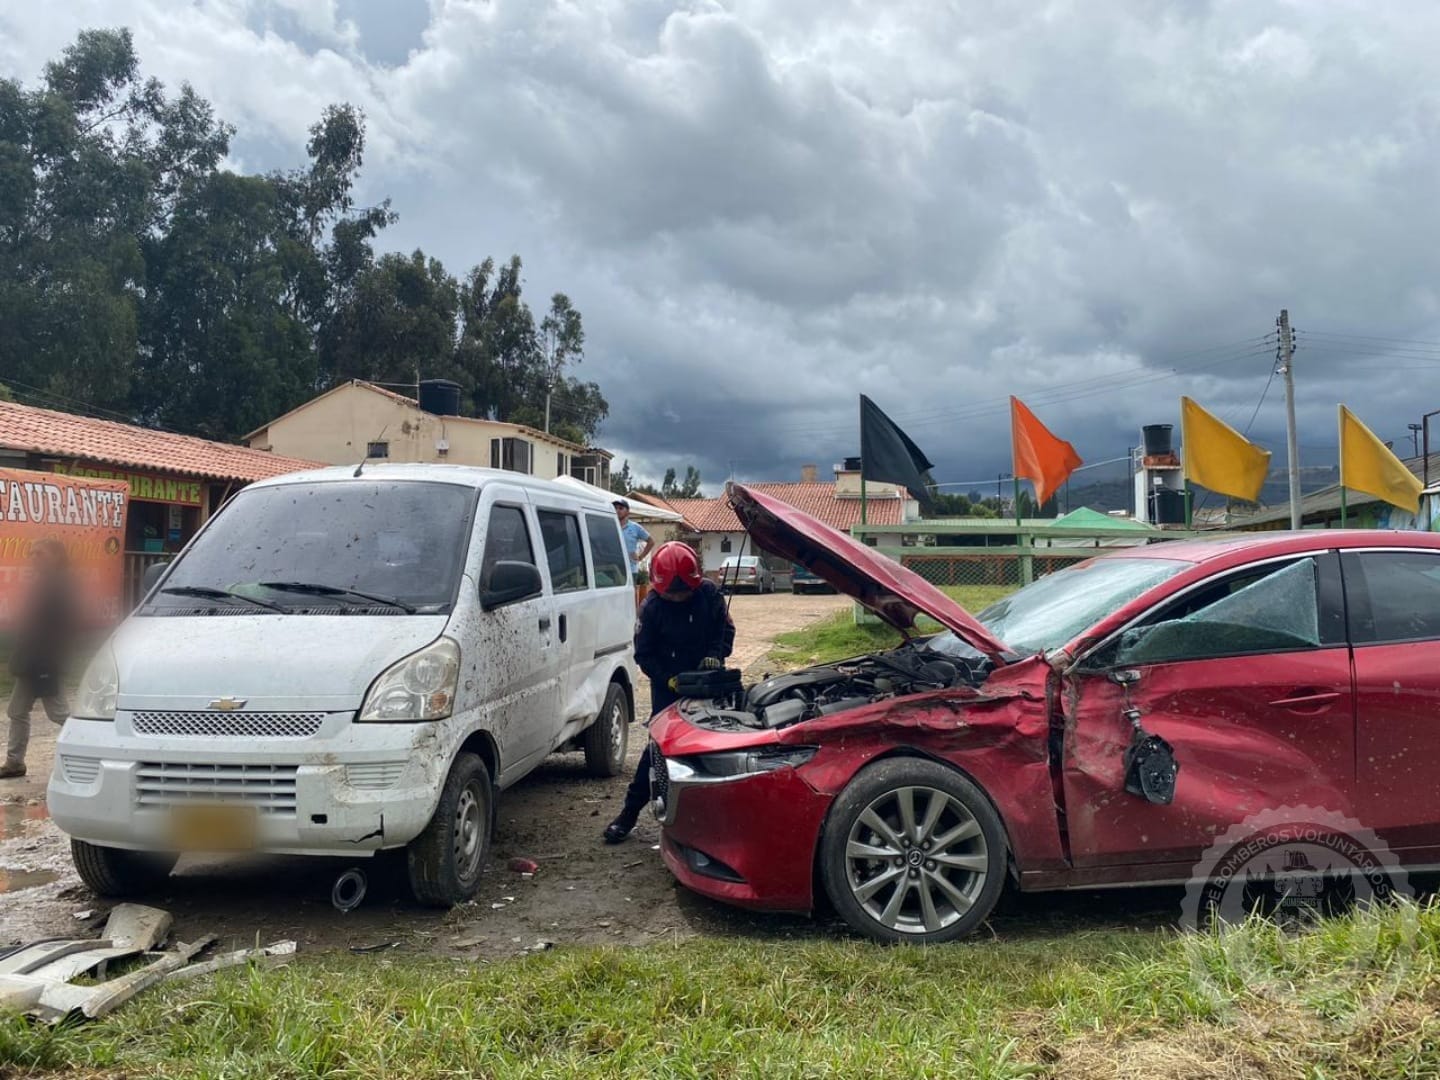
585, 514, 629, 588
480, 505, 536, 590
537, 510, 588, 593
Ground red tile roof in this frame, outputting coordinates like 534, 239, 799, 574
649, 483, 906, 533
0, 400, 323, 483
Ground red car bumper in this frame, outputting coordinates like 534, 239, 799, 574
650, 711, 833, 912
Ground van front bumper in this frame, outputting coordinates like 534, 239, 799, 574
47, 715, 451, 856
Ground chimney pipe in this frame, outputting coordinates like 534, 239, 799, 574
800, 464, 817, 484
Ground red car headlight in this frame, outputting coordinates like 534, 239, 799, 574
673, 746, 818, 781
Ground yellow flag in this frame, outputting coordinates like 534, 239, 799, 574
1180, 396, 1271, 502
1339, 405, 1422, 513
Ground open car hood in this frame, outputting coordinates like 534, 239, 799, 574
726, 483, 1012, 662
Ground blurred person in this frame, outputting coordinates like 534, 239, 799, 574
603, 541, 733, 844
3, 539, 77, 779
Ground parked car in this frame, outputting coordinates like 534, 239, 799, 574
791, 563, 836, 594
51, 464, 639, 906
717, 555, 774, 593
651, 482, 1440, 943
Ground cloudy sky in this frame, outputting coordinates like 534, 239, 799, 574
7, 0, 1440, 492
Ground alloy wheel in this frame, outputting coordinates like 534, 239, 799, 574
843, 785, 989, 935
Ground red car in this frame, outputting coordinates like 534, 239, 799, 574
649, 483, 1440, 943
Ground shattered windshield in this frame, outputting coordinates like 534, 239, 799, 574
934, 557, 1191, 656
145, 481, 475, 615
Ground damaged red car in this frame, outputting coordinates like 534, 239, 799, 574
649, 483, 1440, 943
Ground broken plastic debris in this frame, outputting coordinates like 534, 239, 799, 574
508, 857, 540, 875
72, 910, 94, 920
530, 940, 554, 952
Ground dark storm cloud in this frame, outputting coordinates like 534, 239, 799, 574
6, 0, 1440, 488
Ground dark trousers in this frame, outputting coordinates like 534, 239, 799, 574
620, 681, 675, 820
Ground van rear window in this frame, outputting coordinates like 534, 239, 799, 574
146, 481, 474, 615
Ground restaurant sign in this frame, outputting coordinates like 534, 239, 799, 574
52, 462, 205, 506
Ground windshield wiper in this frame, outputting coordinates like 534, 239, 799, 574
160, 585, 287, 613
257, 581, 418, 614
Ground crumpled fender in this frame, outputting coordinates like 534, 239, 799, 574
779, 656, 1069, 871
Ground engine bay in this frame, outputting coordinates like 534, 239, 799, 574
678, 643, 992, 732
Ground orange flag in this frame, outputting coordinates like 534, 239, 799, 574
1011, 397, 1083, 507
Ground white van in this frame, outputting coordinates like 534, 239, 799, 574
49, 465, 638, 905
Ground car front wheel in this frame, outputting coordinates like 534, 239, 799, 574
407, 752, 493, 906
820, 758, 1006, 944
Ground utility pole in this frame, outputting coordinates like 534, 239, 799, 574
1277, 309, 1301, 529
1410, 423, 1423, 459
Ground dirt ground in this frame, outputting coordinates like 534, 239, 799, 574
0, 592, 864, 959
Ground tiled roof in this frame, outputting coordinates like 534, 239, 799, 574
0, 400, 323, 483
658, 483, 906, 533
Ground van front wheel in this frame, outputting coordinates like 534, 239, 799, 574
407, 752, 493, 907
583, 683, 631, 778
71, 839, 176, 897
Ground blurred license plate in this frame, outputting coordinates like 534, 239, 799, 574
169, 805, 257, 852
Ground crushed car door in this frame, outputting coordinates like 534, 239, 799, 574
1061, 553, 1355, 876
1342, 548, 1440, 861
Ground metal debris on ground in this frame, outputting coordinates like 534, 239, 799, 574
0, 905, 296, 1024
348, 942, 401, 954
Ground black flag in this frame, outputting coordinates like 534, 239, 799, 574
859, 395, 934, 510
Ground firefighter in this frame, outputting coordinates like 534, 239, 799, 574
603, 541, 734, 844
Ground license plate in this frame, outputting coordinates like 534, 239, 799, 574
169, 804, 258, 852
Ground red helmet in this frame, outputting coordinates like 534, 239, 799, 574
649, 541, 704, 595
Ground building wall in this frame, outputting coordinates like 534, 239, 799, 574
247, 384, 589, 482
832, 470, 904, 498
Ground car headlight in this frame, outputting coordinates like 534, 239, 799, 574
73, 647, 119, 721
680, 745, 818, 780
359, 638, 460, 722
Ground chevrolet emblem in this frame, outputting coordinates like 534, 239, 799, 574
207, 697, 247, 712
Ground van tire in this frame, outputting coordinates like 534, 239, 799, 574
71, 839, 177, 897
407, 752, 493, 907
583, 683, 630, 778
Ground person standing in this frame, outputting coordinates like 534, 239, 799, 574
4, 539, 77, 779
614, 499, 653, 573
603, 541, 733, 844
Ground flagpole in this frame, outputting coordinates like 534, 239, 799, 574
1337, 404, 1344, 530
859, 397, 868, 525
1012, 475, 1022, 528
1184, 482, 1193, 528
1340, 485, 1347, 528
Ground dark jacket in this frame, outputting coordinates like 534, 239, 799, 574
8, 571, 76, 684
634, 579, 735, 715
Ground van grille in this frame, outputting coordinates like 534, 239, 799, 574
60, 756, 101, 785
135, 762, 299, 816
131, 712, 326, 739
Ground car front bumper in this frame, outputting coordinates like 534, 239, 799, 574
48, 715, 449, 856
649, 723, 833, 912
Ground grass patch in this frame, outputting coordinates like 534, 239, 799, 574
769, 585, 1016, 668
3, 901, 1438, 1077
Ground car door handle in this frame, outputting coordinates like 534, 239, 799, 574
539, 616, 551, 631
558, 614, 567, 643
1268, 690, 1341, 710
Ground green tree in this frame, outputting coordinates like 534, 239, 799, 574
661, 466, 702, 499
609, 459, 634, 496
322, 250, 460, 388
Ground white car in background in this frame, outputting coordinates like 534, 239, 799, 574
717, 555, 775, 593
50, 465, 639, 906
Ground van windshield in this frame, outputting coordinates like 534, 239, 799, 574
145, 481, 475, 615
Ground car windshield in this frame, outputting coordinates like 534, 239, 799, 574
145, 480, 475, 615
927, 557, 1192, 656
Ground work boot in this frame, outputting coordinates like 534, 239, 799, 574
0, 762, 25, 780
603, 810, 639, 845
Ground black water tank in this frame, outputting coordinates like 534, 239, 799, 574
1153, 487, 1186, 525
844, 456, 863, 471
418, 379, 461, 417
1142, 424, 1174, 456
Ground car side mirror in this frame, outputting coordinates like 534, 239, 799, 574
481, 561, 543, 610
141, 561, 170, 595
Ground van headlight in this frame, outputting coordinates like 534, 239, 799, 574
73, 648, 119, 721
359, 638, 460, 722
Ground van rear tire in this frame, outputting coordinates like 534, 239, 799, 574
407, 752, 493, 907
583, 683, 630, 778
71, 839, 176, 898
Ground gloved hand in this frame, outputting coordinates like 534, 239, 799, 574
699, 656, 723, 671
667, 676, 679, 692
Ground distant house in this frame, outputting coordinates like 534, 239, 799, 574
244, 380, 612, 487
631, 465, 915, 575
